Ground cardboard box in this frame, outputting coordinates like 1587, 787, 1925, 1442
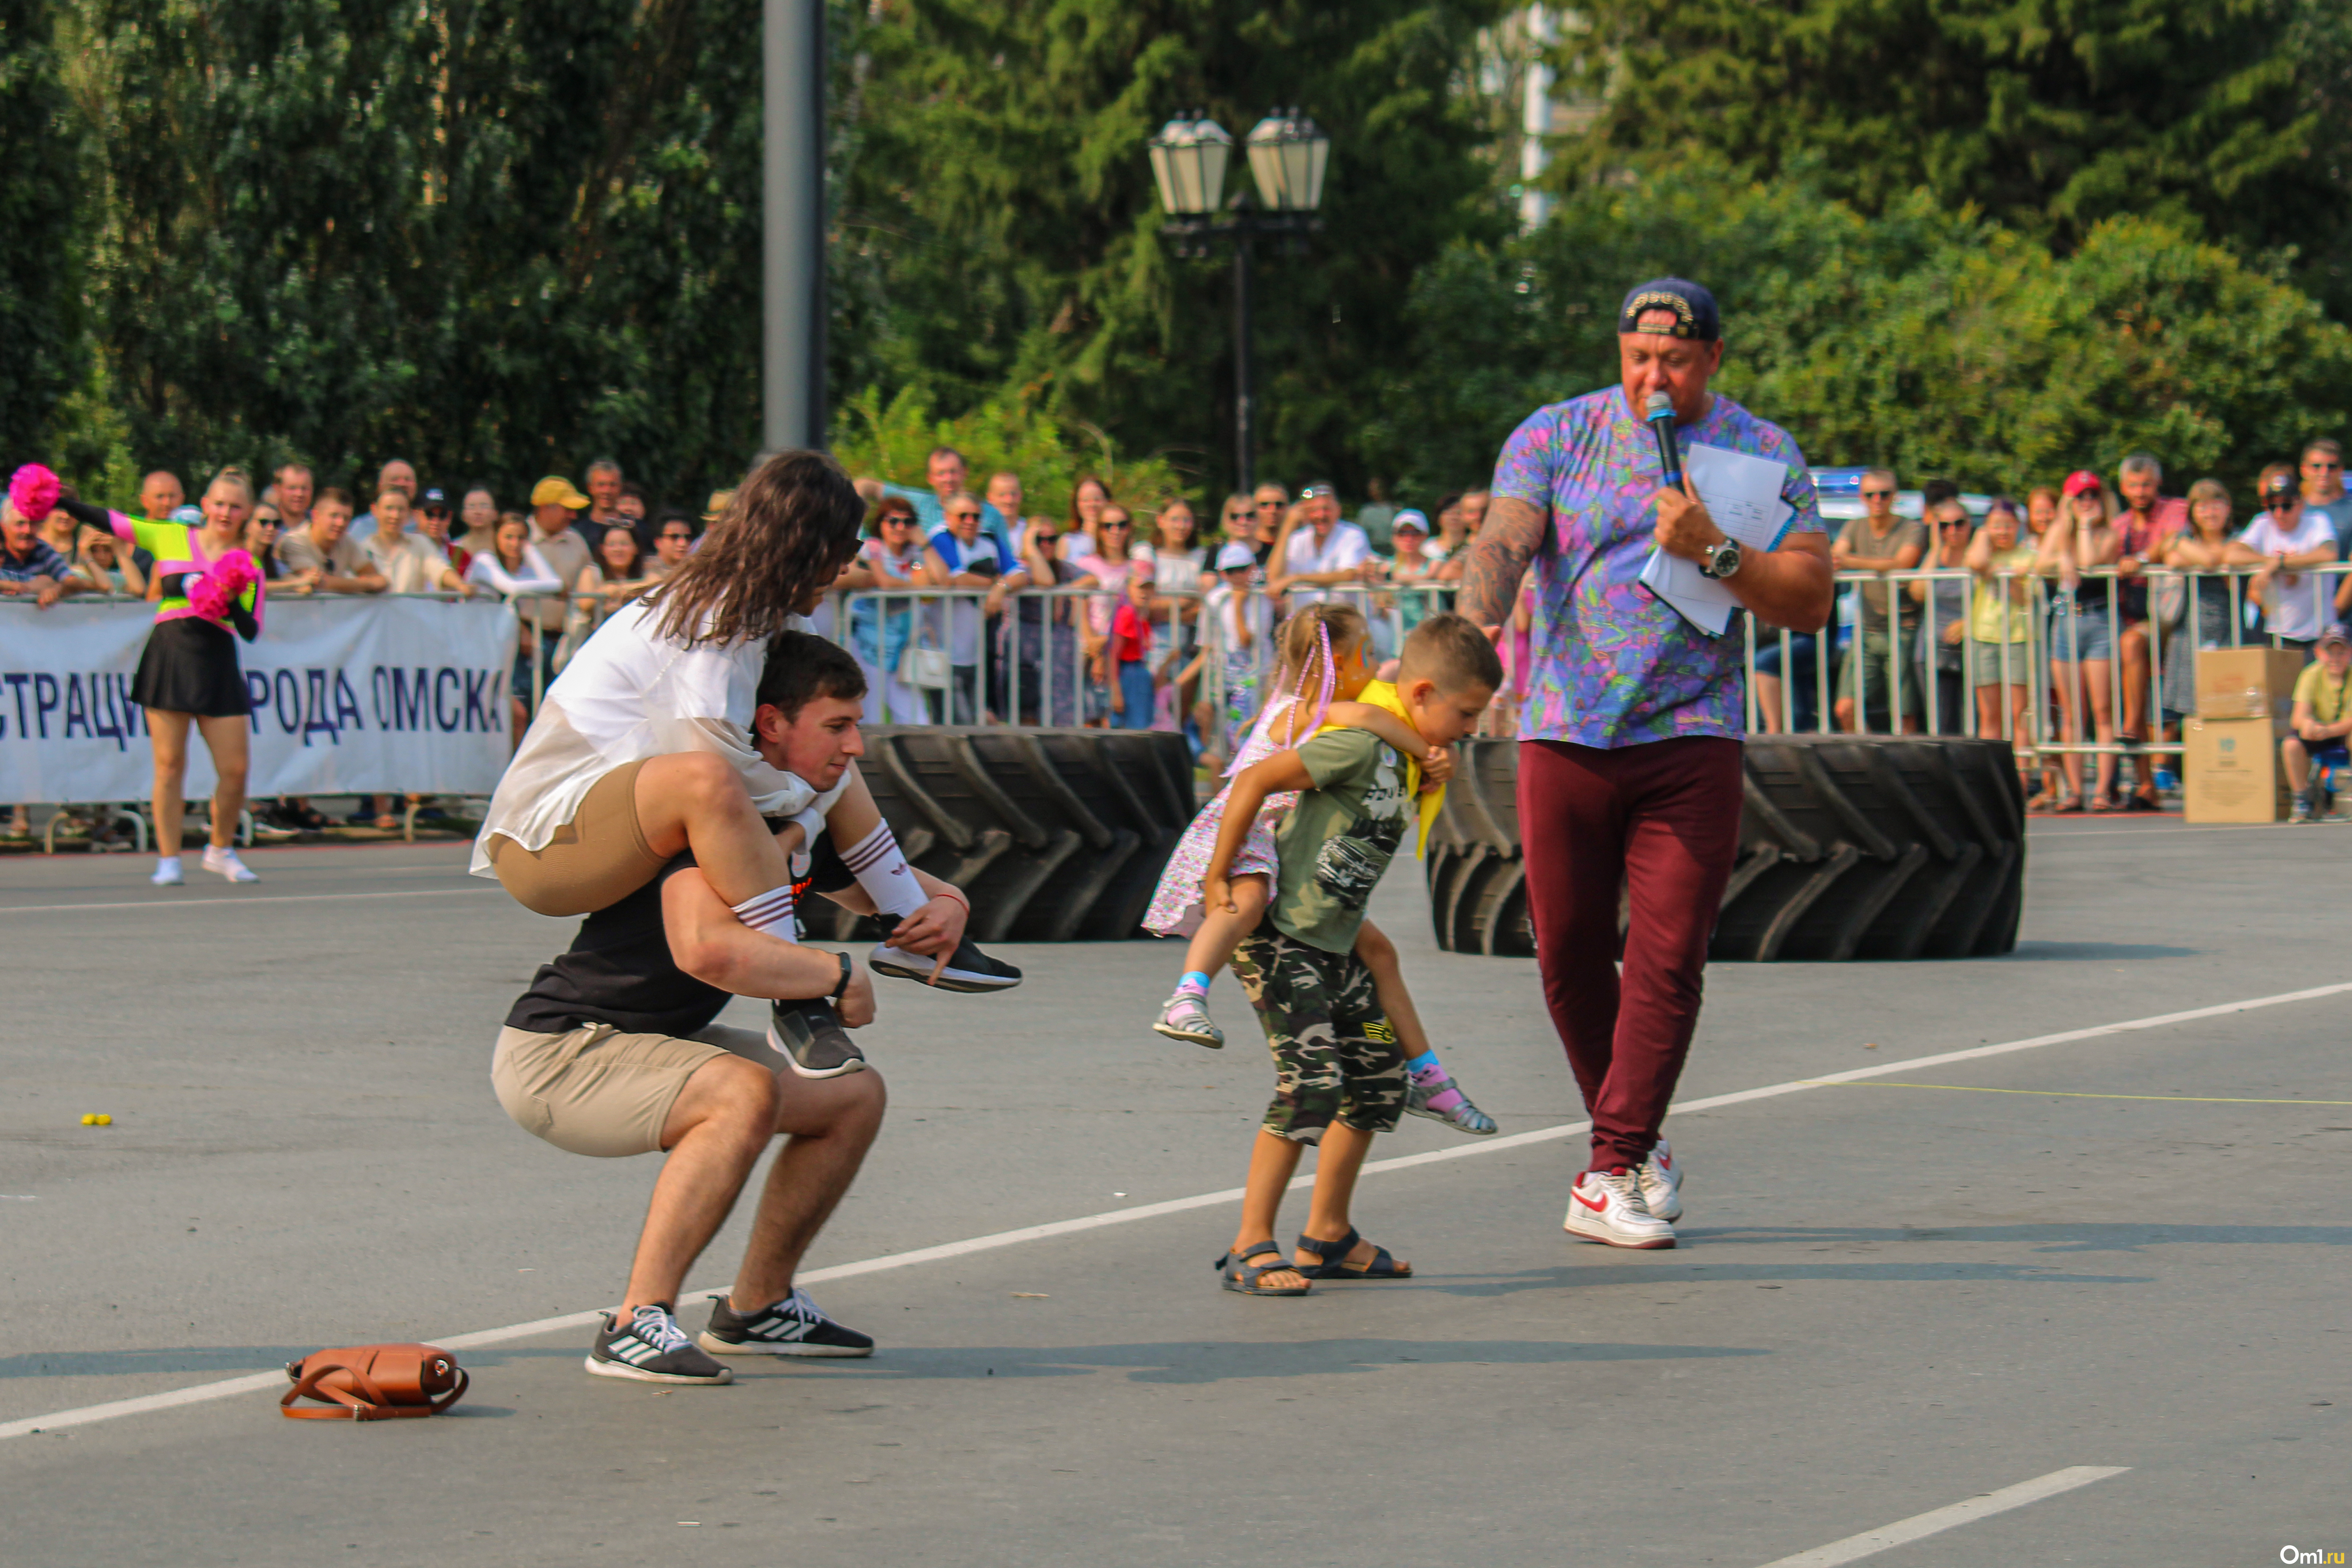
2181, 715, 2290, 822
2194, 646, 2308, 721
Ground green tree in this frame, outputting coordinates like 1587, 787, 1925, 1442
47, 0, 780, 505
1559, 0, 2352, 311
1375, 165, 2352, 500
829, 384, 1187, 521
839, 0, 1513, 501
0, 0, 82, 458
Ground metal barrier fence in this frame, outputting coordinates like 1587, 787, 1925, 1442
10, 561, 2341, 821
1740, 562, 2347, 767
808, 579, 1466, 750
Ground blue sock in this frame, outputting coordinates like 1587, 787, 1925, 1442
1405, 1049, 1441, 1077
1177, 970, 1212, 998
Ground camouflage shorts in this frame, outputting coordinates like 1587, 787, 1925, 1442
1230, 924, 1406, 1144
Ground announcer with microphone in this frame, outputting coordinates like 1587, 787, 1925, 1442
1459, 278, 1832, 1249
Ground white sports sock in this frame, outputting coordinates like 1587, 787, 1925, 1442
840, 822, 929, 920
732, 884, 798, 944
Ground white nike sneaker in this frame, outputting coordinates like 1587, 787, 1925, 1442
1639, 1138, 1684, 1223
1563, 1167, 1677, 1249
201, 846, 259, 884
150, 856, 183, 887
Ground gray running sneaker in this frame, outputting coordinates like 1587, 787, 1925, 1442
699, 1288, 874, 1359
1152, 991, 1225, 1049
768, 997, 866, 1079
587, 1303, 732, 1385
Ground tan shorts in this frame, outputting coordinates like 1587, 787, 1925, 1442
484, 759, 667, 917
491, 1020, 780, 1158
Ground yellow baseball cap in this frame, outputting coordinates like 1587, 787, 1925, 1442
531, 476, 590, 509
703, 489, 735, 523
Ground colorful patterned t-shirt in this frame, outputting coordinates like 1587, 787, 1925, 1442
1488, 387, 1822, 747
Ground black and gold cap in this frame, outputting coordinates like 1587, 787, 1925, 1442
1617, 278, 1720, 341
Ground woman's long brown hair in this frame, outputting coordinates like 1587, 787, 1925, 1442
649, 450, 865, 647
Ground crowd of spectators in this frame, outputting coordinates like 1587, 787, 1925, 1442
1793, 438, 2350, 818
837, 448, 1496, 764
15, 430, 2349, 837
0, 450, 712, 842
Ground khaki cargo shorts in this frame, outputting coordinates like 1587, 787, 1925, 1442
491, 1020, 781, 1158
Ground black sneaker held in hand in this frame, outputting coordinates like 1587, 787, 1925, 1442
867, 915, 1022, 993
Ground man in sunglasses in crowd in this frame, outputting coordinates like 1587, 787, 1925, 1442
1249, 483, 1291, 570
924, 493, 1009, 724
2303, 441, 2351, 638
646, 514, 697, 581
1830, 466, 1926, 733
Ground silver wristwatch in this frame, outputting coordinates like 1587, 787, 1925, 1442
1699, 537, 1742, 580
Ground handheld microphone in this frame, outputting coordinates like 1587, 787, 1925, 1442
1644, 391, 1683, 489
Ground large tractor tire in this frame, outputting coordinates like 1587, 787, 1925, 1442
1425, 734, 2025, 961
805, 727, 1196, 943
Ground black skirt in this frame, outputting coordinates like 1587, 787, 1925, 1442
132, 617, 251, 718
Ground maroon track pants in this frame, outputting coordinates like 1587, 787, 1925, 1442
1517, 736, 1745, 1172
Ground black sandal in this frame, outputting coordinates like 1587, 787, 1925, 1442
1294, 1228, 1412, 1280
1218, 1241, 1312, 1296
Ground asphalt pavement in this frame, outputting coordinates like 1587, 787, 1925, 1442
1, 816, 2347, 1566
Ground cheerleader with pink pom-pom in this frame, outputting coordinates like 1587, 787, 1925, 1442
22, 463, 267, 884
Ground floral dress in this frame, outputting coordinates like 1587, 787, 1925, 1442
1143, 695, 1307, 938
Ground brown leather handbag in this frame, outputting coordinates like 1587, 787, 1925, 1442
281, 1344, 468, 1421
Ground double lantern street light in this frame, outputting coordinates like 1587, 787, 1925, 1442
1148, 109, 1329, 492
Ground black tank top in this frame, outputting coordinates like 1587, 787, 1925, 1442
505, 856, 728, 1038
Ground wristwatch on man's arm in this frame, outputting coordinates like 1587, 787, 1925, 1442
1699, 537, 1742, 580
827, 952, 852, 1003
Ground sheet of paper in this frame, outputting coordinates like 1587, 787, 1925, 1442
1638, 441, 1795, 635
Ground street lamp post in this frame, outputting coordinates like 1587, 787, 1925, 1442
763, 0, 826, 453
1149, 109, 1328, 493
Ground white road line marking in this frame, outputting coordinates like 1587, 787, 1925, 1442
1756, 1465, 2130, 1566
0, 887, 497, 914
6, 981, 2347, 1442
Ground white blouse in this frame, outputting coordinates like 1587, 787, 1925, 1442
469, 595, 843, 872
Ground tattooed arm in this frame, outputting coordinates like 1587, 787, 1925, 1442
1458, 496, 1547, 630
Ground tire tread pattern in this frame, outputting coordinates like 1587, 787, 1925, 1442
814, 728, 1195, 943
1426, 734, 2024, 962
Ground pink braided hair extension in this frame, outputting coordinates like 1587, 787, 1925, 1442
1223, 605, 1338, 776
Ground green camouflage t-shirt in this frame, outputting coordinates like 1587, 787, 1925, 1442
1269, 728, 1411, 953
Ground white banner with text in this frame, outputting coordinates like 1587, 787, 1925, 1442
0, 597, 518, 801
